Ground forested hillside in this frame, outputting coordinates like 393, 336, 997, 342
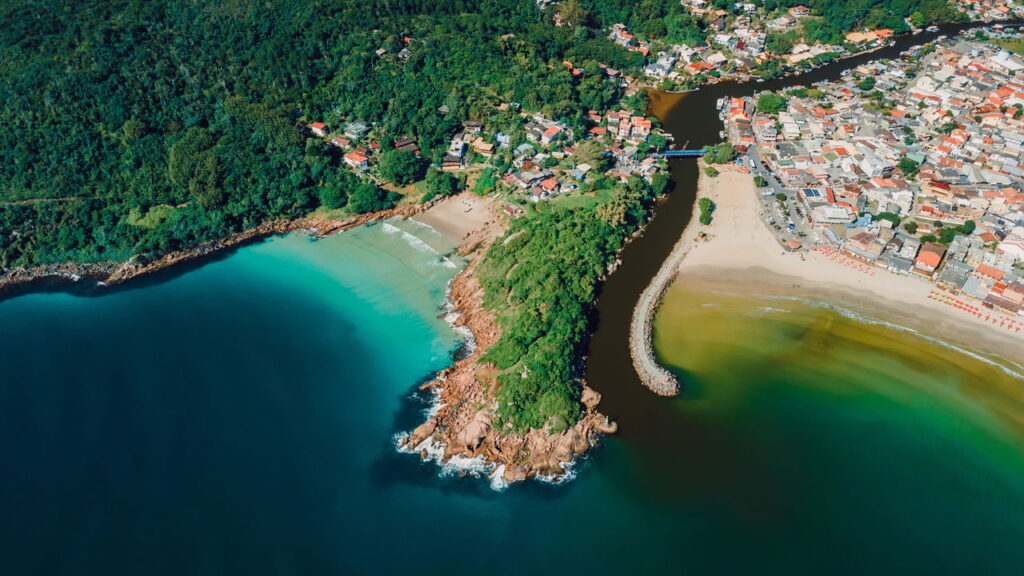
0, 0, 641, 267
760, 0, 962, 42
565, 0, 961, 42
0, 0, 967, 267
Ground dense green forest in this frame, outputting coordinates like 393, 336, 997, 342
562, 0, 707, 46
478, 174, 668, 432
0, 0, 643, 267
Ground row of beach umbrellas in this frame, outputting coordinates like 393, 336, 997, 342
812, 246, 876, 276
929, 289, 1021, 332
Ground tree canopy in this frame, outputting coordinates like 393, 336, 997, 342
757, 93, 788, 114
760, 0, 962, 46
378, 150, 426, 186
0, 0, 650, 268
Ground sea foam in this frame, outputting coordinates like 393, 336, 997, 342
381, 221, 458, 269
695, 286, 1024, 381
393, 433, 507, 491
777, 294, 1024, 381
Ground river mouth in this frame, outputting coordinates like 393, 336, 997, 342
583, 18, 1024, 438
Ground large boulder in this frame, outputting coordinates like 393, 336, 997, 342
503, 464, 531, 482
406, 419, 437, 448
580, 387, 601, 410
456, 412, 491, 451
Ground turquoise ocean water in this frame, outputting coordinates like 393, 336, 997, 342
3, 221, 1024, 574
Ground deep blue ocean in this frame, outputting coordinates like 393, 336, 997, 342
3, 221, 1024, 575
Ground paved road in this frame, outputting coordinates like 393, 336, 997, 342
747, 147, 818, 246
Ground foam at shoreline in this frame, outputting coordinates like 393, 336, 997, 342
679, 284, 1024, 381
381, 221, 459, 269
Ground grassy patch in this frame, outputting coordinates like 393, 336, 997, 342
308, 205, 352, 220
993, 38, 1024, 56
127, 205, 177, 228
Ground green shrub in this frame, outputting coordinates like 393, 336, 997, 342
698, 198, 715, 225
757, 93, 787, 114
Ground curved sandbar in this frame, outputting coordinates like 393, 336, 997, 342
629, 164, 712, 396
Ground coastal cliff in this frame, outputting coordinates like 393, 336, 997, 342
403, 252, 614, 484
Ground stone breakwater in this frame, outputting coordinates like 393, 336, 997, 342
0, 202, 438, 297
629, 164, 714, 396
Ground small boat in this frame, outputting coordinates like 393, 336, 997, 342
925, 26, 940, 33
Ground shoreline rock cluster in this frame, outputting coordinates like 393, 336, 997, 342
403, 253, 614, 484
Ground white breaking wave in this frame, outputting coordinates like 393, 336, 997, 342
488, 465, 510, 491
401, 218, 448, 242
421, 387, 445, 419
393, 433, 506, 491
535, 458, 581, 486
381, 222, 459, 269
756, 306, 793, 315
694, 286, 1024, 381
778, 294, 1024, 382
441, 285, 476, 357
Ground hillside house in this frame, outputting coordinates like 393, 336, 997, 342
343, 152, 368, 170
308, 122, 329, 138
344, 120, 371, 139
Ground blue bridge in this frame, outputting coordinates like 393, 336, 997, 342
653, 149, 706, 158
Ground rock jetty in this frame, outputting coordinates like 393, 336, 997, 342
629, 165, 714, 396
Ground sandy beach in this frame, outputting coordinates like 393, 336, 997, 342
411, 191, 502, 249
671, 165, 1024, 365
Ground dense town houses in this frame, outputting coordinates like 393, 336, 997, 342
565, 1, 1023, 89
952, 0, 1024, 22
723, 36, 1024, 317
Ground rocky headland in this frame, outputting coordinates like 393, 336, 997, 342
402, 251, 616, 485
